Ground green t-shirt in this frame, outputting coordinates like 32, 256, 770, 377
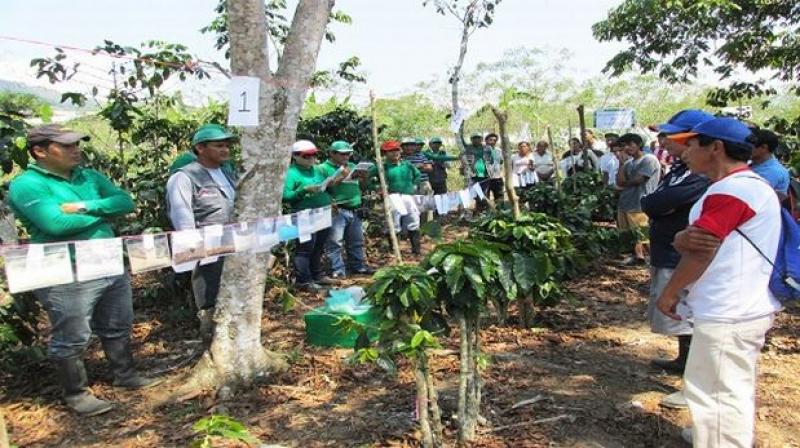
8, 163, 135, 243
282, 163, 332, 211
464, 144, 490, 178
320, 160, 362, 208
369, 160, 420, 195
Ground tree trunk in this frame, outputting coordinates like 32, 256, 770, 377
457, 314, 471, 444
490, 106, 520, 220
0, 203, 18, 245
414, 358, 434, 448
466, 315, 482, 437
424, 354, 444, 448
452, 13, 471, 181
179, 0, 335, 394
519, 293, 535, 328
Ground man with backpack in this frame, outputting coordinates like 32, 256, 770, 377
641, 109, 714, 410
656, 117, 783, 447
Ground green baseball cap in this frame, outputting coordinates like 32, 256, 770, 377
192, 124, 237, 146
415, 137, 425, 145
330, 140, 354, 153
400, 137, 416, 145
429, 137, 443, 144
470, 132, 483, 139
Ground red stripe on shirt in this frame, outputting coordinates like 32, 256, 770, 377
693, 193, 756, 239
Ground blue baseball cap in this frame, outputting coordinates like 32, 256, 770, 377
657, 109, 715, 134
668, 117, 754, 146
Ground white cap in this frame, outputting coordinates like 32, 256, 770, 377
292, 140, 318, 154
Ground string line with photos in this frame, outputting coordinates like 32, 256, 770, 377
0, 171, 541, 294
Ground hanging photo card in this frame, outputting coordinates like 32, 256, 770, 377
74, 238, 125, 282
459, 189, 473, 209
2, 243, 74, 293
388, 194, 408, 216
171, 229, 206, 270
228, 76, 260, 127
232, 221, 257, 253
296, 209, 313, 243
125, 234, 172, 274
513, 174, 521, 188
447, 192, 461, 212
471, 183, 486, 201
278, 214, 300, 242
312, 206, 333, 233
254, 217, 280, 253
434, 194, 448, 215
203, 224, 236, 257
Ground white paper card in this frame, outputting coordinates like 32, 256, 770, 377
315, 207, 333, 232
513, 175, 521, 188
203, 225, 235, 258
297, 209, 314, 238
345, 161, 375, 180
2, 243, 74, 293
232, 221, 257, 252
171, 229, 206, 271
126, 234, 172, 274
450, 107, 468, 133
228, 76, 260, 127
448, 192, 461, 212
388, 194, 408, 216
74, 238, 124, 282
434, 195, 447, 215
459, 189, 473, 208
254, 217, 279, 253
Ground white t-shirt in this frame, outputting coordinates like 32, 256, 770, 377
683, 169, 782, 322
532, 151, 554, 177
511, 153, 534, 175
598, 152, 619, 187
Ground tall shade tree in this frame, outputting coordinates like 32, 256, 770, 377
182, 0, 335, 394
423, 0, 502, 168
592, 0, 800, 133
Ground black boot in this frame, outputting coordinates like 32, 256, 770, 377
651, 335, 691, 374
409, 230, 421, 255
53, 357, 114, 416
101, 337, 162, 389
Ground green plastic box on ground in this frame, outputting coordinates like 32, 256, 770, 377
304, 306, 380, 348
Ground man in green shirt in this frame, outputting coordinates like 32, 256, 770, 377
283, 140, 335, 291
9, 124, 158, 417
320, 141, 373, 278
374, 140, 423, 254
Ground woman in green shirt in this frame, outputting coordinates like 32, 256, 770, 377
283, 140, 334, 291
376, 140, 423, 255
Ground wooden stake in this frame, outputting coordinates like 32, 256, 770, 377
547, 126, 560, 190
0, 409, 9, 448
370, 91, 402, 264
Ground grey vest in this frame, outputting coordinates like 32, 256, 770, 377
178, 161, 237, 227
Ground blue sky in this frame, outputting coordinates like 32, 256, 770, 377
0, 0, 626, 100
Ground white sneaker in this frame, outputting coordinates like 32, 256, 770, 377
660, 390, 688, 409
681, 427, 693, 444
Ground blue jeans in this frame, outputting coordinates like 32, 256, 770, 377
33, 274, 133, 360
325, 208, 367, 276
294, 227, 332, 284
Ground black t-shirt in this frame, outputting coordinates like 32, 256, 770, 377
640, 161, 711, 268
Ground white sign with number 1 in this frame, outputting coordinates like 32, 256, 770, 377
228, 76, 260, 127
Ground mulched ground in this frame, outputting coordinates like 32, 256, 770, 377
2, 224, 798, 447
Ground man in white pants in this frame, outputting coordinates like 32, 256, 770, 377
656, 117, 782, 447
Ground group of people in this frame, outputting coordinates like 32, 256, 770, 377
7, 112, 795, 448
625, 109, 792, 446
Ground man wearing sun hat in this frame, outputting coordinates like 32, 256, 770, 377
167, 123, 239, 337
10, 124, 158, 416
371, 140, 423, 254
639, 110, 714, 410
655, 117, 782, 446
283, 139, 335, 291
321, 141, 373, 278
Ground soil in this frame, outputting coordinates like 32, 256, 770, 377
2, 225, 798, 447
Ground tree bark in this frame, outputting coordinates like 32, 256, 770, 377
519, 293, 535, 328
179, 0, 335, 394
0, 203, 18, 245
424, 355, 444, 448
457, 314, 470, 445
490, 106, 520, 220
414, 358, 433, 448
452, 10, 471, 181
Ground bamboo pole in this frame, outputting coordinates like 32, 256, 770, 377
369, 91, 403, 263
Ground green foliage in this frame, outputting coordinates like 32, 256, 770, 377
297, 106, 380, 161
425, 239, 516, 319
593, 0, 800, 133
191, 414, 260, 448
0, 92, 52, 177
373, 94, 450, 141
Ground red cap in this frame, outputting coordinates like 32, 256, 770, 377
380, 140, 401, 152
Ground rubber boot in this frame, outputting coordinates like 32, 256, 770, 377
651, 335, 691, 374
101, 337, 162, 389
409, 230, 421, 255
54, 357, 114, 416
